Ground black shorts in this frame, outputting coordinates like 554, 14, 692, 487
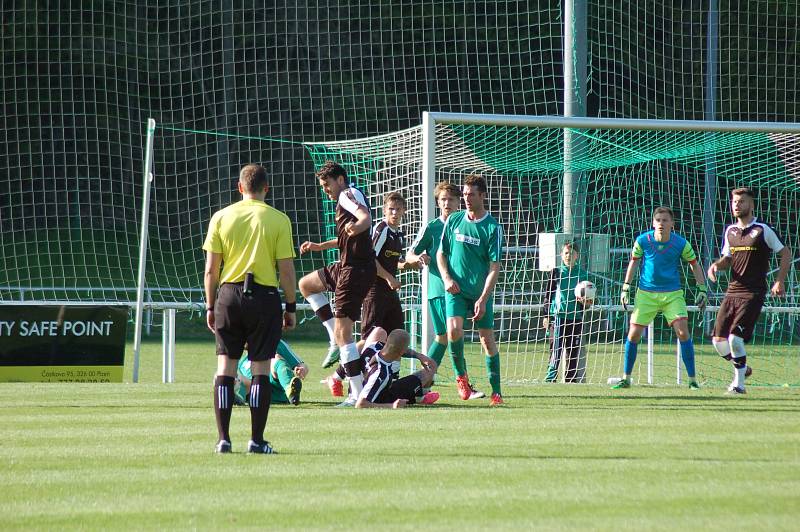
375, 374, 423, 405
317, 262, 376, 322
713, 293, 765, 343
361, 288, 405, 337
214, 283, 282, 361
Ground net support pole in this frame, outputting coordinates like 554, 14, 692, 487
676, 339, 682, 385
647, 322, 655, 384
562, 0, 587, 235
420, 112, 436, 354
702, 0, 720, 270
162, 308, 176, 383
133, 118, 156, 383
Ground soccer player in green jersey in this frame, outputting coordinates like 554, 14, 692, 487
406, 181, 461, 376
235, 340, 308, 406
613, 206, 708, 389
437, 174, 505, 405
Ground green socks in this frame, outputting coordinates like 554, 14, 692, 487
486, 354, 501, 395
428, 341, 447, 367
449, 338, 467, 377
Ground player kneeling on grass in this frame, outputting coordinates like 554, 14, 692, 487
613, 206, 707, 390
356, 328, 440, 409
235, 340, 308, 406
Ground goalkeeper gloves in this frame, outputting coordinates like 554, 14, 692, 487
620, 283, 631, 310
695, 284, 708, 311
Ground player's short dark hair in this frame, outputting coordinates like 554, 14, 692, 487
239, 164, 268, 193
434, 181, 460, 199
652, 206, 674, 220
464, 174, 487, 194
315, 161, 348, 183
384, 191, 406, 208
562, 241, 580, 254
731, 187, 755, 199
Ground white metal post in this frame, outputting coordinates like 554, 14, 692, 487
647, 322, 654, 385
133, 118, 156, 383
162, 308, 176, 383
420, 112, 436, 356
676, 338, 682, 385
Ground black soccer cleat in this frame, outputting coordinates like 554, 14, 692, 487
247, 440, 277, 454
288, 376, 302, 406
215, 440, 232, 454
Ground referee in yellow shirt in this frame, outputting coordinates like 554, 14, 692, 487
203, 164, 297, 454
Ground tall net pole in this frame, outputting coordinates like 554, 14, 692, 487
132, 118, 156, 383
563, 0, 587, 236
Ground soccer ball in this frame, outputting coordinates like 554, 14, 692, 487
574, 280, 596, 300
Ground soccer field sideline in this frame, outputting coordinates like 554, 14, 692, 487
2, 339, 799, 530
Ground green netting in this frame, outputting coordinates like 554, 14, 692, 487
304, 121, 800, 387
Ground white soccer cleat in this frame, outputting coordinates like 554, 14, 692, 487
321, 345, 340, 368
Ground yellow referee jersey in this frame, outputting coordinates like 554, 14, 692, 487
203, 199, 295, 286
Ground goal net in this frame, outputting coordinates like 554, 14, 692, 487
304, 114, 800, 387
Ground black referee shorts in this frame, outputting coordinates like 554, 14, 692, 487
214, 283, 282, 361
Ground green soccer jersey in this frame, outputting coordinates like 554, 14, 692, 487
440, 210, 503, 300
237, 340, 302, 380
410, 217, 446, 299
550, 264, 591, 320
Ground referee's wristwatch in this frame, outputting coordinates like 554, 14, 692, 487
206, 306, 214, 312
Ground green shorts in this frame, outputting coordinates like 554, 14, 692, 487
428, 297, 447, 336
445, 292, 494, 330
631, 289, 688, 326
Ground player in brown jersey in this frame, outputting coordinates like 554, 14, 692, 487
707, 188, 792, 394
362, 192, 410, 339
299, 161, 376, 405
322, 192, 417, 401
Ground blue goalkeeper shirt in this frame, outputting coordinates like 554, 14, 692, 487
631, 230, 697, 292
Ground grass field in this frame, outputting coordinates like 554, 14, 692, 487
1, 337, 799, 530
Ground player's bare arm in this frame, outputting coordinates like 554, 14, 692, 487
299, 238, 337, 254
415, 352, 438, 372
203, 251, 223, 332
771, 246, 792, 296
707, 255, 732, 282
376, 260, 400, 290
355, 396, 409, 409
473, 262, 501, 320
346, 205, 371, 236
437, 249, 460, 294
277, 257, 297, 330
405, 250, 430, 268
689, 260, 708, 310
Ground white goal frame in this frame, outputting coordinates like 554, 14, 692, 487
420, 111, 800, 383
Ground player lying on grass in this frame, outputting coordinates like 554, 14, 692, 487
614, 206, 707, 389
235, 339, 308, 406
320, 327, 438, 407
356, 328, 441, 409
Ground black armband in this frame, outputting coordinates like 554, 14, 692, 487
285, 302, 297, 313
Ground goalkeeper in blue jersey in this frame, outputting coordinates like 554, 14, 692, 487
613, 207, 708, 389
235, 340, 308, 406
